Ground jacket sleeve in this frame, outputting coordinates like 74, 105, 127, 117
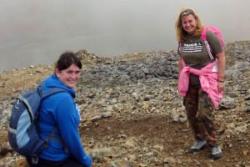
54, 94, 89, 166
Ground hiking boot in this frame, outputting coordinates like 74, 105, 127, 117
190, 140, 207, 152
211, 145, 223, 160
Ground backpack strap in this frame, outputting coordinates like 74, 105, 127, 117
201, 27, 207, 41
201, 27, 215, 61
44, 126, 69, 153
43, 127, 58, 145
38, 86, 65, 100
204, 40, 215, 60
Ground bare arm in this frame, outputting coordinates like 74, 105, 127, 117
216, 51, 225, 82
216, 51, 225, 92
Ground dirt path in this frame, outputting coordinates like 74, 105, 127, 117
82, 114, 250, 167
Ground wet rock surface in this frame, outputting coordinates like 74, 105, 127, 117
0, 42, 250, 166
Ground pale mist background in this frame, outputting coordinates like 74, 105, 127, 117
1, 0, 250, 71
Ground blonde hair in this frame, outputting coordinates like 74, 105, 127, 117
175, 8, 203, 42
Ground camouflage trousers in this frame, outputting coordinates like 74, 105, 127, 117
183, 85, 217, 146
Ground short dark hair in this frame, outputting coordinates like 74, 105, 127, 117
55, 51, 82, 71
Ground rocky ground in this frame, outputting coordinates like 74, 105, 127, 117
0, 41, 250, 167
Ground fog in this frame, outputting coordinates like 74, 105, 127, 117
1, 0, 250, 71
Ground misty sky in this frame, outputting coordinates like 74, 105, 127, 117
1, 0, 250, 71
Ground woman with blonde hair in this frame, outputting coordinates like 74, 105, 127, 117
175, 8, 225, 159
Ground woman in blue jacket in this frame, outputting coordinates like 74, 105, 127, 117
28, 52, 92, 167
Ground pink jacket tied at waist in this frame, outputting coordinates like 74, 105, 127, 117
178, 60, 223, 109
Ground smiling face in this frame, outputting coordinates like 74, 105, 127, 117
56, 64, 81, 88
181, 14, 197, 35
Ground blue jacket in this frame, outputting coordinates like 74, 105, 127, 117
38, 74, 88, 165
